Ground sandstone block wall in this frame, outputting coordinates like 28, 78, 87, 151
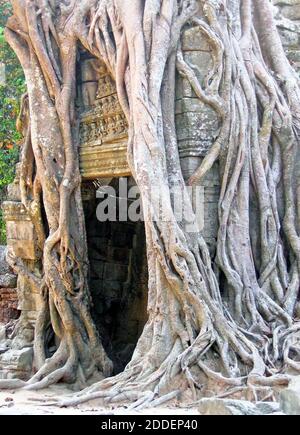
0, 247, 18, 325
274, 0, 300, 72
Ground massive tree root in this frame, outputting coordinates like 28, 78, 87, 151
3, 0, 113, 390
1, 0, 300, 408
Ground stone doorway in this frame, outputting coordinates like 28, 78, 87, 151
83, 178, 148, 374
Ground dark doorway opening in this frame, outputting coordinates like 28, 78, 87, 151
83, 178, 148, 374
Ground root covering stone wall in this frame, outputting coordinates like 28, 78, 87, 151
0, 0, 300, 388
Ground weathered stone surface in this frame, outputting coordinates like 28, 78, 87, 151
184, 51, 213, 84
3, 202, 41, 261
0, 348, 33, 380
6, 221, 37, 261
198, 399, 259, 415
256, 402, 281, 415
0, 289, 19, 324
278, 28, 300, 48
280, 376, 300, 415
274, 0, 300, 72
198, 398, 280, 416
181, 26, 211, 52
281, 2, 300, 21
0, 246, 18, 325
0, 247, 10, 275
176, 111, 219, 148
0, 274, 17, 289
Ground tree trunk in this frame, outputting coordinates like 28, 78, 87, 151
1, 0, 300, 407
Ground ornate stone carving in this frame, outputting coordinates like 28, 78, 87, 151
79, 61, 130, 180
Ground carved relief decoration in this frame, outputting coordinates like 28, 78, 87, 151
79, 60, 130, 180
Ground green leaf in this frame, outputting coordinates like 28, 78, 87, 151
0, 0, 25, 243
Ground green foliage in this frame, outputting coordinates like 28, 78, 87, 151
0, 3, 25, 147
0, 1, 26, 243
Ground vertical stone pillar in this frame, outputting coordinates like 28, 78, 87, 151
176, 26, 221, 254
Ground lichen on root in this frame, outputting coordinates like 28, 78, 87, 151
1, 0, 300, 408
